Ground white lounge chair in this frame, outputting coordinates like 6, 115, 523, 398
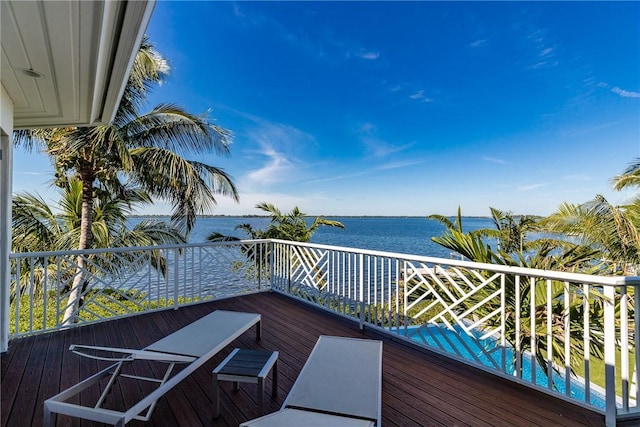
44, 310, 261, 427
241, 335, 383, 427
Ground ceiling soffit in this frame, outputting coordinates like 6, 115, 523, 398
1, 0, 155, 129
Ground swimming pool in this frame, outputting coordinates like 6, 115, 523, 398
399, 323, 607, 408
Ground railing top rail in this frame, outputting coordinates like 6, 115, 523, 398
10, 238, 640, 287
268, 239, 640, 287
8, 239, 269, 259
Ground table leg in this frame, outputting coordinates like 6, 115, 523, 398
257, 377, 264, 415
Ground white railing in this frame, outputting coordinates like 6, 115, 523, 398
10, 239, 640, 425
269, 239, 640, 426
9, 241, 270, 338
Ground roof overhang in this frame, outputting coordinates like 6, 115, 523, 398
1, 0, 155, 129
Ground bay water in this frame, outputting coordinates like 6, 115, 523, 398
133, 216, 494, 259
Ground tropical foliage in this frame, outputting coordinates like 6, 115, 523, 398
207, 202, 345, 242
13, 36, 238, 323
426, 206, 609, 377
423, 156, 640, 379
11, 177, 185, 304
475, 207, 540, 254
208, 202, 345, 281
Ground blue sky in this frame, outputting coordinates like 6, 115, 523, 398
12, 1, 640, 216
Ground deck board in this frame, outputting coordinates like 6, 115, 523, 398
1, 291, 605, 427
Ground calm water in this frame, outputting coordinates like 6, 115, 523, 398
133, 216, 494, 259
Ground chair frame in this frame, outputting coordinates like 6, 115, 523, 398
44, 310, 261, 427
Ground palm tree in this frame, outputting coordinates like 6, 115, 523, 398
427, 205, 465, 234
208, 202, 345, 242
612, 158, 640, 191
14, 37, 238, 323
475, 208, 539, 255
11, 177, 186, 306
208, 203, 345, 282
540, 195, 640, 274
427, 207, 606, 377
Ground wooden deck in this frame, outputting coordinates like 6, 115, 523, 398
2, 291, 605, 427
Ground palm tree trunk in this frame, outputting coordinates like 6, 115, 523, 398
62, 166, 94, 325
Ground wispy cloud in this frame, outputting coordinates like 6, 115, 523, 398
470, 39, 486, 48
611, 87, 640, 98
246, 145, 295, 185
232, 4, 380, 64
409, 90, 424, 100
235, 115, 316, 187
231, 2, 244, 18
520, 25, 558, 70
481, 156, 506, 164
560, 119, 626, 137
539, 47, 553, 57
355, 50, 380, 60
303, 159, 424, 184
303, 170, 369, 184
408, 90, 434, 103
18, 171, 49, 176
374, 159, 425, 170
517, 183, 549, 191
357, 122, 413, 157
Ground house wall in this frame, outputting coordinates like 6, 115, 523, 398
1, 84, 15, 352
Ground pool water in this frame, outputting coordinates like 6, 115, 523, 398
400, 324, 607, 408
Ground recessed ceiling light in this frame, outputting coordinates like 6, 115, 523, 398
20, 68, 43, 78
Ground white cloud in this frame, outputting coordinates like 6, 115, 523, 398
517, 183, 549, 191
208, 191, 308, 216
303, 170, 369, 184
409, 90, 425, 100
359, 122, 376, 133
232, 2, 244, 18
539, 47, 553, 57
234, 116, 316, 188
470, 39, 486, 48
18, 171, 49, 176
246, 145, 294, 185
406, 90, 434, 103
560, 119, 626, 137
356, 122, 413, 158
611, 87, 640, 98
375, 159, 425, 170
481, 156, 506, 164
357, 51, 380, 60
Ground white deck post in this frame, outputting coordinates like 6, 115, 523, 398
604, 285, 617, 426
0, 86, 14, 352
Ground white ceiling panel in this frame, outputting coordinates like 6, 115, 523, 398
1, 0, 155, 129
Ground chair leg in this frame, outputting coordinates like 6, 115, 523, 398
272, 360, 278, 398
212, 374, 220, 419
43, 405, 52, 427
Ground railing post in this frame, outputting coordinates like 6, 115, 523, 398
635, 282, 640, 405
604, 285, 617, 427
269, 241, 275, 290
257, 242, 261, 290
287, 244, 291, 294
266, 241, 276, 289
173, 248, 179, 310
359, 253, 364, 330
